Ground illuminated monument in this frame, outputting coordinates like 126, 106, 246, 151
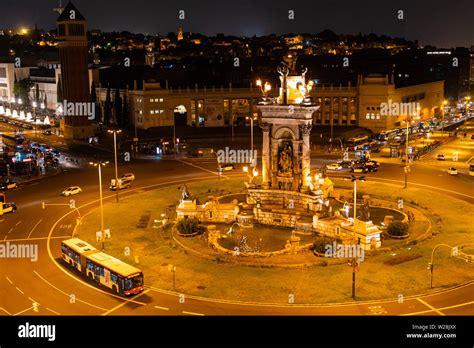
57, 2, 94, 139
258, 55, 319, 191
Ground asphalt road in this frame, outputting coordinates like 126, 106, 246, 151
0, 127, 473, 316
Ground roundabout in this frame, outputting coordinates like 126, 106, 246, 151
70, 176, 474, 305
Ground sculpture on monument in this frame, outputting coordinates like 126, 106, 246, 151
278, 142, 293, 177
360, 200, 371, 221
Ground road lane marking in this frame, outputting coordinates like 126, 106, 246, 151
6, 276, 13, 285
182, 311, 205, 316
27, 219, 43, 239
33, 270, 107, 311
403, 301, 473, 316
46, 307, 61, 315
0, 236, 71, 243
329, 175, 474, 200
176, 159, 229, 178
154, 305, 170, 311
101, 290, 150, 316
28, 297, 41, 305
0, 307, 12, 315
8, 227, 13, 234
416, 298, 445, 316
13, 306, 33, 316
16, 287, 24, 295
15, 220, 22, 227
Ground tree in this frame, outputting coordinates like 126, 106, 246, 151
387, 221, 409, 237
103, 85, 112, 126
13, 78, 33, 106
122, 92, 129, 129
57, 77, 63, 104
113, 88, 122, 127
35, 83, 40, 103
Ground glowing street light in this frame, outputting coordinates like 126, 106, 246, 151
107, 129, 122, 203
89, 160, 109, 250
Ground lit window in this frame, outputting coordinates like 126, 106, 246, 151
371, 113, 375, 119
159, 98, 163, 102
151, 110, 154, 114
160, 110, 164, 113
139, 110, 143, 115
366, 113, 370, 119
150, 98, 153, 102
376, 114, 380, 119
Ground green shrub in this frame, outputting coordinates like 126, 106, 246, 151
387, 221, 409, 236
176, 218, 200, 235
312, 236, 342, 254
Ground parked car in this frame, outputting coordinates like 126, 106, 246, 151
218, 164, 235, 172
437, 154, 445, 161
0, 181, 19, 190
61, 186, 82, 196
120, 173, 135, 182
469, 164, 474, 176
326, 163, 343, 171
447, 167, 458, 175
43, 129, 52, 135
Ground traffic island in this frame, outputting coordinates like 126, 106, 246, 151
74, 178, 474, 304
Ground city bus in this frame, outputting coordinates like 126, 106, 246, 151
347, 136, 369, 151
61, 238, 144, 296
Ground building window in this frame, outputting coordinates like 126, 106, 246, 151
150, 98, 153, 102
366, 113, 370, 119
151, 110, 154, 114
159, 98, 163, 102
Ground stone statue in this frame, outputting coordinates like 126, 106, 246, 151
278, 143, 293, 177
320, 164, 327, 178
360, 201, 371, 221
178, 184, 190, 200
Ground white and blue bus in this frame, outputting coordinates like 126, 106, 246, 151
61, 238, 144, 296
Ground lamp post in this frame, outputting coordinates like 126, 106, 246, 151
346, 175, 366, 299
32, 101, 37, 140
107, 129, 122, 203
466, 96, 471, 117
90, 160, 109, 250
442, 100, 448, 137
246, 116, 257, 167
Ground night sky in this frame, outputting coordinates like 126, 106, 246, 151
2, 0, 473, 48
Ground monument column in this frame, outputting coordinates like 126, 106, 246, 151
261, 123, 271, 189
300, 124, 312, 189
271, 139, 279, 188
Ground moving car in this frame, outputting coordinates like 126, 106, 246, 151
350, 166, 368, 174
447, 167, 458, 175
337, 160, 352, 168
120, 173, 135, 182
0, 181, 19, 190
437, 154, 445, 161
365, 160, 380, 167
110, 178, 131, 191
470, 164, 474, 177
326, 163, 343, 171
218, 164, 235, 172
61, 186, 82, 196
364, 165, 378, 173
43, 129, 52, 135
0, 202, 17, 215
